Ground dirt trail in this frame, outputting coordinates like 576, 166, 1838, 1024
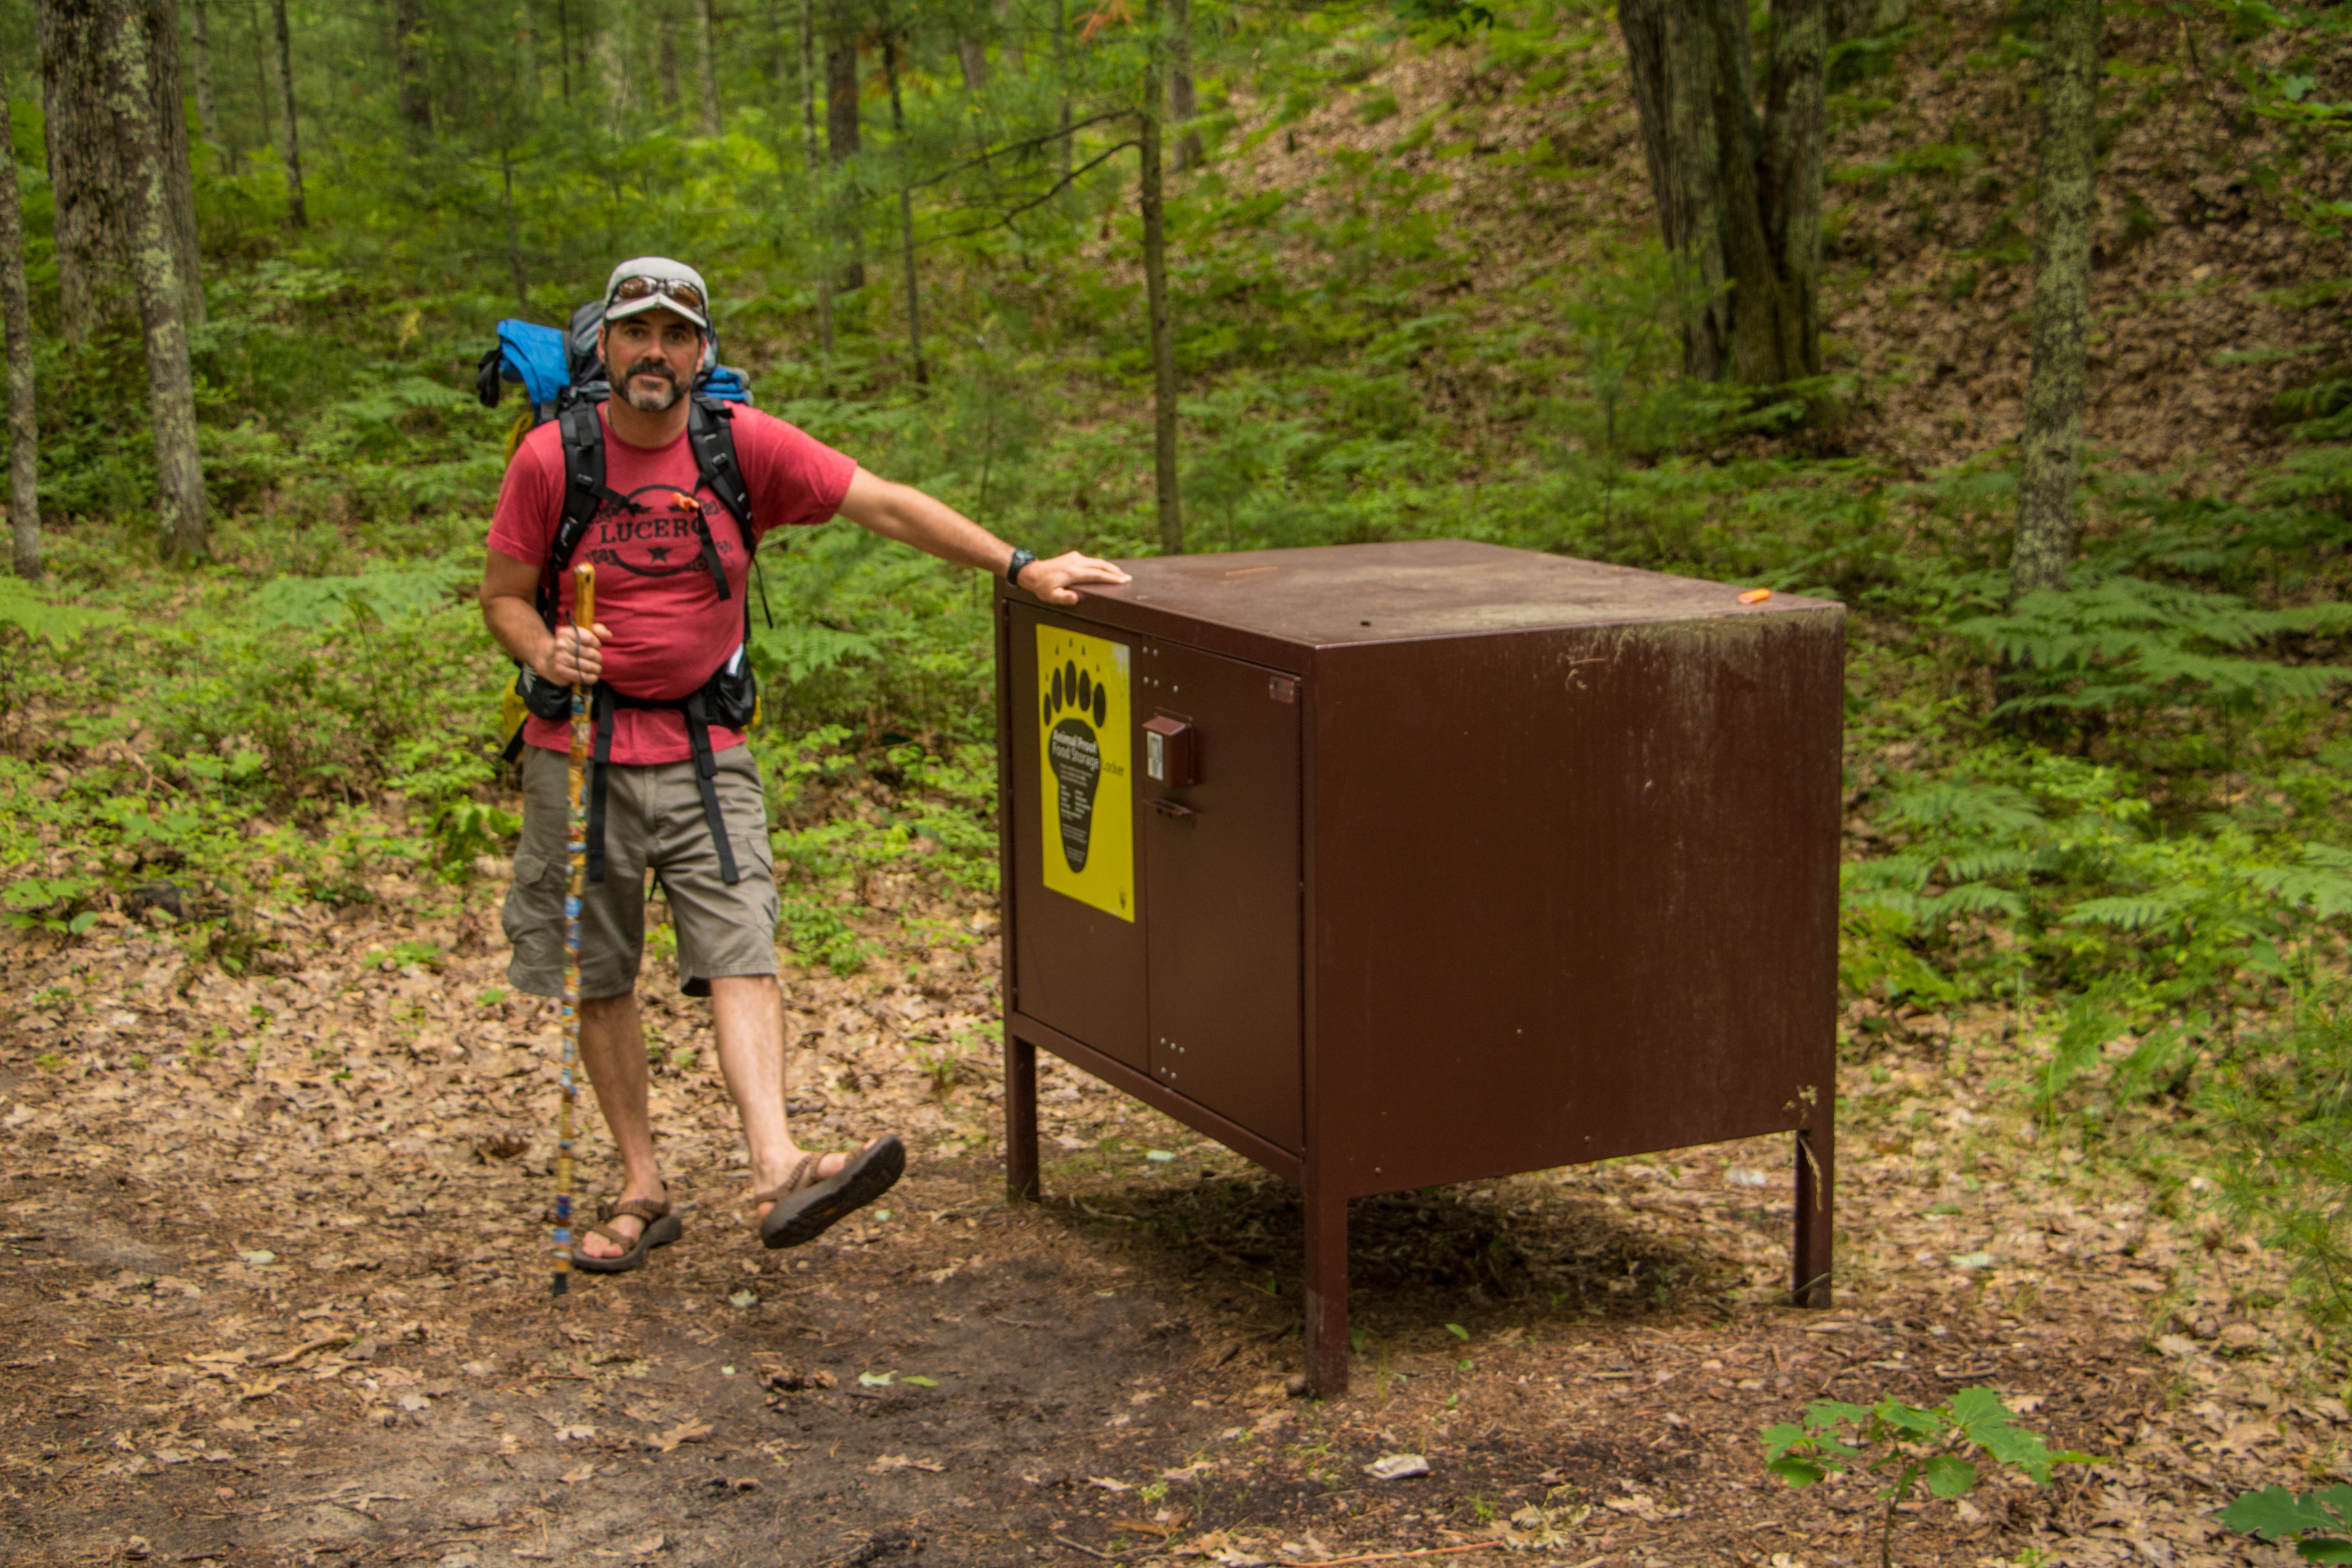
0, 885, 2335, 1567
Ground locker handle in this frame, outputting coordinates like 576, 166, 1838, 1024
1149, 797, 1197, 820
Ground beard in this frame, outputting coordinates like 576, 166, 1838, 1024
621, 361, 683, 412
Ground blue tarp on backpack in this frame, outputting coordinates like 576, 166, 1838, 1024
492, 320, 572, 422
474, 302, 755, 426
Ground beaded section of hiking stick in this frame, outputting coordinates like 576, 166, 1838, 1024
553, 563, 594, 1297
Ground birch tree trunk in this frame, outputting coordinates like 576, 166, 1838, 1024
267, 0, 305, 227
1617, 0, 1822, 385
2011, 0, 2101, 598
1140, 0, 1181, 555
693, 0, 721, 133
108, 0, 206, 563
0, 47, 40, 579
1167, 0, 1200, 171
40, 0, 204, 339
881, 24, 924, 383
825, 13, 864, 292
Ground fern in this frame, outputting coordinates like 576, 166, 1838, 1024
0, 577, 120, 644
1955, 573, 2352, 719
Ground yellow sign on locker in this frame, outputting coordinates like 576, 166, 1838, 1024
1036, 625, 1134, 922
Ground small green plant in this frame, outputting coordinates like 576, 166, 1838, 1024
1761, 1388, 2087, 1568
2219, 1484, 2352, 1561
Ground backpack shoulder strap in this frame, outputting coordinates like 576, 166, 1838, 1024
541, 399, 613, 622
686, 395, 756, 549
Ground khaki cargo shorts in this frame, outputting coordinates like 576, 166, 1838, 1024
502, 743, 779, 1000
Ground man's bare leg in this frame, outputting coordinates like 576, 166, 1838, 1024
708, 975, 860, 1224
574, 991, 665, 1259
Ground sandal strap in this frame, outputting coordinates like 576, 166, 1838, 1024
750, 1152, 821, 1208
595, 1194, 671, 1224
580, 1220, 645, 1251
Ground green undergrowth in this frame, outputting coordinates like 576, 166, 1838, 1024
2, 0, 2351, 1348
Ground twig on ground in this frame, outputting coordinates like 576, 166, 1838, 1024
1277, 1546, 1517, 1568
1051, 1536, 1123, 1561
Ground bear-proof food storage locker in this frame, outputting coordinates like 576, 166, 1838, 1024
993, 540, 1843, 1394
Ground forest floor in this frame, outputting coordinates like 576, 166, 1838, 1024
0, 867, 2334, 1568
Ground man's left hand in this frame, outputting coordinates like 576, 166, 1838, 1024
1020, 552, 1132, 606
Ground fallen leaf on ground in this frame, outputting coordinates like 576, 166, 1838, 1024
870, 1454, 946, 1473
655, 1419, 713, 1452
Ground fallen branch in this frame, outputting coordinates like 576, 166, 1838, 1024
258, 1332, 351, 1367
1278, 1546, 1516, 1568
1050, 1537, 1123, 1561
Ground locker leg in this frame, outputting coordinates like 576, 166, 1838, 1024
1005, 1032, 1040, 1203
1303, 1181, 1349, 1398
1792, 1121, 1833, 1309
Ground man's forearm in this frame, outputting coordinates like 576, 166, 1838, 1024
485, 593, 555, 675
855, 481, 1012, 575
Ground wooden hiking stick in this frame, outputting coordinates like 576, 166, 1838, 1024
552, 562, 594, 1297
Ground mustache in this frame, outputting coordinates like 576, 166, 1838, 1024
625, 360, 677, 382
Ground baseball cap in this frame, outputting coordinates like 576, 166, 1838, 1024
602, 257, 711, 330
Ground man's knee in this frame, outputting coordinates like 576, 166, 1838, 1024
581, 990, 639, 1023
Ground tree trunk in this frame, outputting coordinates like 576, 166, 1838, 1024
557, 0, 572, 99
1167, 0, 1200, 170
658, 6, 683, 117
267, 0, 305, 227
998, 0, 1021, 73
0, 46, 41, 579
1140, 0, 1181, 555
957, 35, 985, 89
2011, 0, 2101, 599
881, 25, 923, 384
1617, 0, 1821, 386
1052, 0, 1069, 180
189, 0, 227, 165
393, 0, 432, 138
800, 0, 833, 374
516, 0, 539, 91
107, 0, 206, 563
245, 0, 274, 151
39, 0, 204, 339
693, 0, 721, 132
499, 140, 530, 316
825, 17, 863, 291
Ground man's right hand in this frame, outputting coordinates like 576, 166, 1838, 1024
536, 621, 613, 688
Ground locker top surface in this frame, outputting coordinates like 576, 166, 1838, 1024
1021, 539, 1840, 653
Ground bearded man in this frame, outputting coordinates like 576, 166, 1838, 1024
480, 257, 1128, 1270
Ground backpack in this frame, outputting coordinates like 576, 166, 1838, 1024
477, 301, 769, 889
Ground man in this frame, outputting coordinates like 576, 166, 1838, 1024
481, 257, 1129, 1270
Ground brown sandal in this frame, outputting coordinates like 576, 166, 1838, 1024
753, 1136, 906, 1250
571, 1195, 683, 1274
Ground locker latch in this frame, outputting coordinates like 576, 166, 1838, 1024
1143, 715, 1198, 787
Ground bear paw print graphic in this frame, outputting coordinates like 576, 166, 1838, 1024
1042, 655, 1112, 873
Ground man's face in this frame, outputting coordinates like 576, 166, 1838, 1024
601, 308, 703, 413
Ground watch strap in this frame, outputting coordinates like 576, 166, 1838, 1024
1005, 547, 1038, 587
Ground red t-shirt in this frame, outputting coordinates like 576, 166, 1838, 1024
489, 404, 855, 764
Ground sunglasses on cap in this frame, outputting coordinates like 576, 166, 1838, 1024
607, 275, 707, 312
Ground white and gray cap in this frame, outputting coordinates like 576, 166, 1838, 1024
602, 256, 711, 330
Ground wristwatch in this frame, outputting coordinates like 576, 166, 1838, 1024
1004, 547, 1038, 588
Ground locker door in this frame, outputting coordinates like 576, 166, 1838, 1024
1009, 606, 1148, 1072
1139, 641, 1303, 1152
